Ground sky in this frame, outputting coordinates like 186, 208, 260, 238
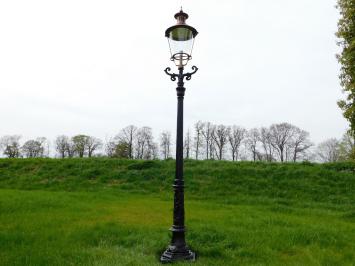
0, 0, 348, 146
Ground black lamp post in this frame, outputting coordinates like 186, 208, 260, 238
160, 9, 198, 264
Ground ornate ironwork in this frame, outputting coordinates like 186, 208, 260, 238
164, 67, 178, 81
184, 66, 198, 80
161, 65, 198, 264
164, 66, 198, 82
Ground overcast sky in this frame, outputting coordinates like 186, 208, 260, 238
0, 0, 348, 144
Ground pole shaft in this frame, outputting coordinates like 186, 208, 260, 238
161, 66, 195, 263
172, 67, 186, 238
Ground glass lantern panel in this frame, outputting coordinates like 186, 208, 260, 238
168, 38, 195, 57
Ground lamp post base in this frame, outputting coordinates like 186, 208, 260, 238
160, 245, 196, 263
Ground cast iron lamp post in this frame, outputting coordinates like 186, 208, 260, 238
160, 9, 198, 263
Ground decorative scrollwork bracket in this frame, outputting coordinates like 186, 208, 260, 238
183, 66, 198, 81
164, 67, 178, 81
164, 66, 198, 82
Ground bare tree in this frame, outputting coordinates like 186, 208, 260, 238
184, 129, 192, 159
160, 131, 172, 159
208, 126, 216, 159
194, 121, 204, 160
149, 142, 159, 160
228, 126, 246, 161
290, 128, 312, 162
66, 138, 76, 158
86, 136, 102, 157
246, 128, 260, 162
201, 122, 214, 160
0, 135, 21, 158
55, 135, 69, 158
135, 130, 144, 159
316, 138, 340, 162
135, 127, 155, 159
211, 125, 230, 160
269, 123, 294, 162
105, 137, 117, 158
144, 139, 158, 160
135, 127, 147, 159
259, 127, 274, 162
117, 125, 137, 159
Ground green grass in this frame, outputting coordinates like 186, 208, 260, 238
0, 159, 354, 265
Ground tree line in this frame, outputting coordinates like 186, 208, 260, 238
185, 122, 313, 162
0, 122, 353, 162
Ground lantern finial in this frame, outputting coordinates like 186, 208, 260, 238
174, 9, 189, 25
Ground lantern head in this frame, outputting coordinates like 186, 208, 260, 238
165, 9, 198, 67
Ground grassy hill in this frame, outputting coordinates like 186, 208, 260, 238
0, 159, 354, 265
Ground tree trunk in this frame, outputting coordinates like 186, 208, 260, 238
280, 147, 284, 162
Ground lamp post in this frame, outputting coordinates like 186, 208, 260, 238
160, 9, 198, 263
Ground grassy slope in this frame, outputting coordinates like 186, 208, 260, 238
0, 159, 354, 265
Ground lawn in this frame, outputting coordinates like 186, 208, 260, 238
0, 159, 354, 265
